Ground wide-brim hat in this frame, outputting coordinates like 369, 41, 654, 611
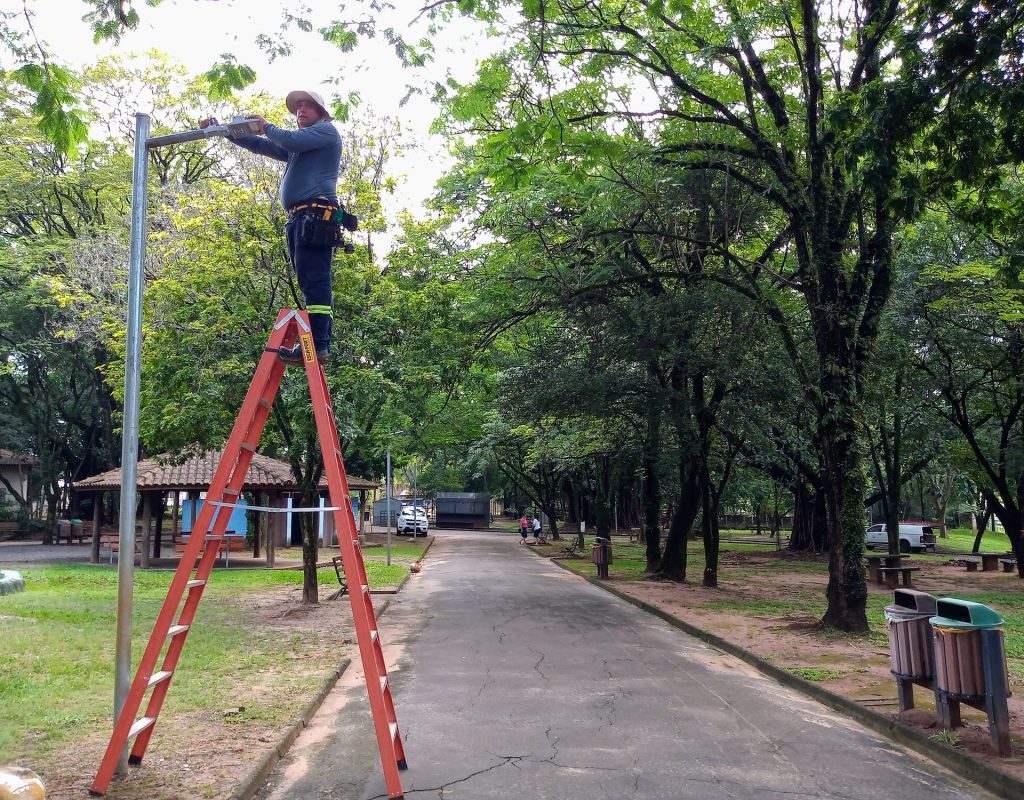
285, 89, 333, 122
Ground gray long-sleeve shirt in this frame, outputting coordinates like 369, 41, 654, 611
230, 120, 342, 209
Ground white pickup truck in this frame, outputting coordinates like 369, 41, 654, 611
865, 523, 937, 553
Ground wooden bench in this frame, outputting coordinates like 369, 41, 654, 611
99, 534, 142, 564
175, 533, 246, 565
0, 521, 25, 540
1000, 558, 1017, 573
877, 566, 919, 589
561, 538, 583, 557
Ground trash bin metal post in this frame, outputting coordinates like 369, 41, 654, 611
981, 627, 1012, 757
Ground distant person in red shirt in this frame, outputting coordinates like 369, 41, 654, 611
519, 514, 529, 544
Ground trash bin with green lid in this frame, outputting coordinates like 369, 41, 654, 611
884, 589, 937, 711
70, 519, 84, 542
929, 597, 1011, 756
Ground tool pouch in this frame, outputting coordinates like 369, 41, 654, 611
299, 215, 341, 247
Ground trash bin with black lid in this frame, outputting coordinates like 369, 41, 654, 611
929, 597, 1011, 756
884, 589, 938, 711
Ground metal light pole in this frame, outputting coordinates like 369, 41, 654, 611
111, 115, 262, 771
112, 112, 150, 772
385, 449, 392, 566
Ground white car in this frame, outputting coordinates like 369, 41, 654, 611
397, 507, 428, 537
865, 523, 936, 553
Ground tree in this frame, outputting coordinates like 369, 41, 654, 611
428, 0, 1024, 630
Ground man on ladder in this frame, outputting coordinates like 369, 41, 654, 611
201, 89, 342, 364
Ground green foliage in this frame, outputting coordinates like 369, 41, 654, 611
8, 63, 88, 154
203, 55, 258, 101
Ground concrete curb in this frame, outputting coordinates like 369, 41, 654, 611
228, 596, 393, 800
542, 553, 1024, 800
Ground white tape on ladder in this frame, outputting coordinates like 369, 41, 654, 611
208, 500, 347, 513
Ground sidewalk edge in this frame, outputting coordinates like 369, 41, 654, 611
228, 597, 394, 800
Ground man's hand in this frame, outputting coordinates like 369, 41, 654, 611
245, 114, 268, 135
198, 117, 219, 129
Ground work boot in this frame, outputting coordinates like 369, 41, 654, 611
278, 345, 329, 365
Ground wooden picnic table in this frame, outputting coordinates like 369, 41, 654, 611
877, 566, 919, 589
864, 554, 909, 585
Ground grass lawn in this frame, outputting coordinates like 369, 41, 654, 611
0, 560, 408, 765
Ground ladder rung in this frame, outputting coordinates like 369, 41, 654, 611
389, 722, 399, 741
380, 676, 388, 692
167, 624, 189, 638
258, 399, 272, 409
186, 579, 206, 589
241, 442, 256, 452
371, 630, 379, 643
128, 716, 157, 738
147, 670, 173, 688
362, 585, 370, 594
222, 487, 239, 496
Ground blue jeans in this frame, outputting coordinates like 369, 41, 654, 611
285, 215, 334, 351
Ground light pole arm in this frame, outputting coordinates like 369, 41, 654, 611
145, 117, 262, 150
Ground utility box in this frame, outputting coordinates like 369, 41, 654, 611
372, 497, 402, 528
57, 519, 71, 544
929, 598, 1011, 756
884, 589, 938, 711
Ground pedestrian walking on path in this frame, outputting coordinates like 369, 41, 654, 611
519, 514, 529, 544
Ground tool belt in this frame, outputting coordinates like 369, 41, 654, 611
288, 199, 338, 220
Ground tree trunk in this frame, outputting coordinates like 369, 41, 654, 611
301, 507, 319, 604
655, 457, 699, 581
790, 483, 828, 551
700, 467, 720, 588
820, 421, 869, 632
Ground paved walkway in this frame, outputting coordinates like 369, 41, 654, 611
255, 531, 995, 800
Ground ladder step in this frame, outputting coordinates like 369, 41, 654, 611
380, 676, 389, 692
147, 670, 173, 688
258, 399, 272, 409
371, 630, 379, 643
241, 442, 256, 452
128, 716, 157, 738
186, 579, 206, 589
167, 624, 190, 638
222, 487, 239, 496
389, 722, 399, 741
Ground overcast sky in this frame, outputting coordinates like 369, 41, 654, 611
25, 1, 491, 215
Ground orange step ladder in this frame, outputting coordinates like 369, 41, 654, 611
90, 308, 407, 798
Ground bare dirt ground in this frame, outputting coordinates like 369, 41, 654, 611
555, 546, 1024, 784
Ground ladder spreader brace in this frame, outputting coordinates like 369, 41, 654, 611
90, 308, 407, 799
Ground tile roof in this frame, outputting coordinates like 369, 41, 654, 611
0, 449, 38, 466
73, 450, 378, 492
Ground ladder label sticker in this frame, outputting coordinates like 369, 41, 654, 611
300, 333, 315, 363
